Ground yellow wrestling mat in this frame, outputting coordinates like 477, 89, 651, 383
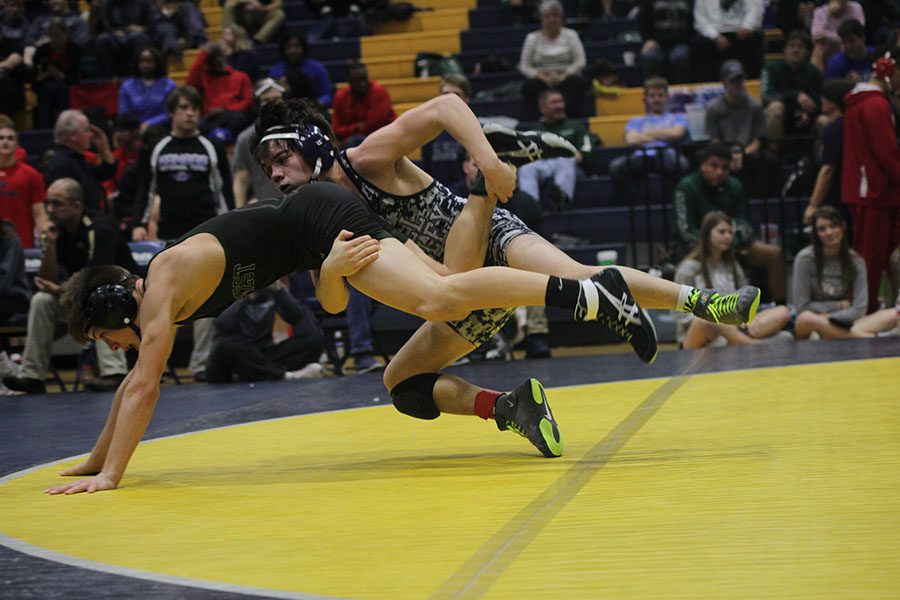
1, 358, 899, 599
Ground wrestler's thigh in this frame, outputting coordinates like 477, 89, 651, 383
505, 233, 598, 279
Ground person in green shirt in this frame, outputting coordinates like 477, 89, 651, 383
672, 143, 786, 302
516, 89, 593, 209
761, 29, 823, 153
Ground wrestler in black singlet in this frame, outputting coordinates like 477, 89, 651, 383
146, 182, 398, 324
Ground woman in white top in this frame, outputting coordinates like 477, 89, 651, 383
675, 211, 791, 348
518, 0, 587, 117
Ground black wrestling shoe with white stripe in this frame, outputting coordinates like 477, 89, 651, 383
576, 268, 658, 364
483, 123, 577, 167
494, 378, 563, 458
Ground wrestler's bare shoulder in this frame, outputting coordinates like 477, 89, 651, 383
145, 234, 226, 317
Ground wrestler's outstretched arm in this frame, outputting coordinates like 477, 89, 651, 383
353, 93, 515, 203
47, 267, 181, 495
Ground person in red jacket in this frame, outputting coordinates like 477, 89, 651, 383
331, 62, 396, 147
0, 115, 48, 248
841, 52, 900, 312
187, 41, 253, 137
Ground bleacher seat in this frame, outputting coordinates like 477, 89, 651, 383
18, 129, 54, 158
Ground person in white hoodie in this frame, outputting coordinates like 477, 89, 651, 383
692, 0, 765, 82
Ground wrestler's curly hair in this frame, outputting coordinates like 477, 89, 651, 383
250, 98, 335, 168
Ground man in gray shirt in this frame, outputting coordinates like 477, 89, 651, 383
705, 60, 769, 175
232, 78, 285, 206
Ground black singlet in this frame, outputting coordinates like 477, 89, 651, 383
146, 182, 395, 324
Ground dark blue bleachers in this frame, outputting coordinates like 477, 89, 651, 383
307, 37, 361, 62
18, 129, 54, 156
540, 197, 805, 251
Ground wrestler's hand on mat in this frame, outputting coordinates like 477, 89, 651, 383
481, 159, 516, 203
324, 230, 380, 277
59, 460, 102, 477
45, 472, 117, 495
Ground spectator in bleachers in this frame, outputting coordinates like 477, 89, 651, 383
672, 143, 786, 302
805, 78, 855, 227
45, 109, 116, 212
842, 51, 900, 312
187, 41, 254, 137
233, 77, 285, 207
0, 215, 29, 394
132, 86, 232, 244
154, 0, 208, 59
331, 61, 395, 148
132, 85, 233, 381
0, 217, 30, 323
692, 0, 764, 81
793, 206, 868, 339
1, 0, 29, 48
761, 29, 822, 155
824, 19, 873, 83
705, 60, 766, 185
206, 279, 325, 383
29, 18, 81, 128
81, 0, 103, 45
103, 113, 141, 214
221, 22, 258, 82
675, 211, 790, 348
223, 0, 283, 45
811, 0, 865, 73
24, 0, 88, 58
94, 0, 156, 77
0, 114, 47, 248
0, 15, 25, 118
267, 30, 332, 109
502, 0, 540, 23
305, 0, 363, 19
516, 88, 591, 211
3, 178, 134, 394
776, 0, 815, 35
518, 0, 587, 118
113, 123, 167, 236
609, 76, 690, 208
639, 0, 693, 84
118, 46, 177, 130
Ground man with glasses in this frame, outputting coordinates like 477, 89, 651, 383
3, 178, 136, 394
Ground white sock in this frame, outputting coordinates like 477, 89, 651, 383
675, 285, 693, 313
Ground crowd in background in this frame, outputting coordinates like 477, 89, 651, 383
1, 0, 899, 394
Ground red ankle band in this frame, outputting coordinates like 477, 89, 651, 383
474, 389, 503, 420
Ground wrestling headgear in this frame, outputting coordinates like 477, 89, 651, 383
259, 124, 335, 182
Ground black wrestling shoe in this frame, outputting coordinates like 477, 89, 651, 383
494, 378, 563, 458
690, 286, 761, 326
578, 268, 658, 364
483, 123, 577, 166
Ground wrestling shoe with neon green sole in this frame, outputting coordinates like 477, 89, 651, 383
692, 286, 761, 325
494, 378, 563, 458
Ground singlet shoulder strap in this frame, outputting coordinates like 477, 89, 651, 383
336, 149, 368, 192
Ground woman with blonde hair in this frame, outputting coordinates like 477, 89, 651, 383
676, 211, 791, 348
221, 23, 258, 82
